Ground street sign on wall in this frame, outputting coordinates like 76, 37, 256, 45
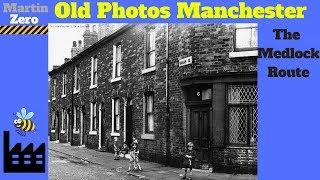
179, 56, 192, 67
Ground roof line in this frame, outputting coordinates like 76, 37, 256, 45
49, 24, 135, 75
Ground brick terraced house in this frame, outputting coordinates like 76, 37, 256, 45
49, 23, 258, 174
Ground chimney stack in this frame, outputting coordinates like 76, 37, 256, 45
53, 65, 60, 70
83, 24, 99, 49
78, 40, 82, 47
92, 25, 97, 33
71, 40, 83, 58
64, 58, 70, 63
97, 24, 126, 40
85, 24, 90, 32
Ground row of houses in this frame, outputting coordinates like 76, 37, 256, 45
48, 23, 258, 173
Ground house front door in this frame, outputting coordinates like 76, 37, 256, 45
190, 107, 211, 169
125, 104, 133, 146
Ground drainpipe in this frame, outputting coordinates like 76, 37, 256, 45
165, 23, 171, 165
70, 64, 75, 146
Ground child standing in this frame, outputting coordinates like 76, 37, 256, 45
113, 137, 120, 160
181, 142, 195, 180
127, 138, 142, 171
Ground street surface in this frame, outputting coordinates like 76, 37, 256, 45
49, 149, 137, 180
49, 142, 257, 180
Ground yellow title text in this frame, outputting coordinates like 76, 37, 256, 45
54, 2, 307, 19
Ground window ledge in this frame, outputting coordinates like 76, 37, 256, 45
141, 66, 156, 74
89, 84, 97, 90
229, 50, 258, 58
110, 132, 120, 137
111, 77, 122, 83
141, 134, 155, 140
61, 94, 66, 98
73, 129, 79, 134
89, 131, 97, 135
51, 130, 55, 133
73, 90, 80, 94
226, 146, 257, 150
60, 130, 66, 134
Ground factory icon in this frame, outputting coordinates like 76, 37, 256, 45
3, 131, 45, 173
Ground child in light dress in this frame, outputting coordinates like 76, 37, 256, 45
127, 138, 142, 171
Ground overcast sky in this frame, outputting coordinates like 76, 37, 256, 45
48, 23, 256, 71
48, 24, 87, 71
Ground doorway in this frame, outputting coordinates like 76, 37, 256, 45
80, 106, 85, 146
67, 110, 71, 143
98, 103, 106, 149
125, 99, 133, 146
56, 111, 60, 141
190, 107, 211, 169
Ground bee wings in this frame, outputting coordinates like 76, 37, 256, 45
16, 108, 34, 119
21, 108, 27, 117
25, 112, 34, 119
16, 112, 23, 119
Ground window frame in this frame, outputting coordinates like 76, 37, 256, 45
226, 84, 258, 147
234, 24, 258, 52
145, 91, 154, 134
51, 111, 56, 131
112, 98, 120, 132
73, 106, 80, 133
113, 43, 122, 78
145, 28, 156, 69
62, 73, 67, 97
90, 56, 98, 88
74, 65, 80, 93
61, 108, 66, 133
52, 78, 57, 100
90, 102, 97, 134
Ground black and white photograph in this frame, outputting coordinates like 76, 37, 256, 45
48, 23, 258, 180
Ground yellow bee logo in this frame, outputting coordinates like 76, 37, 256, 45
14, 108, 36, 136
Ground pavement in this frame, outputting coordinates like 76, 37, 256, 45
50, 149, 136, 180
49, 141, 257, 180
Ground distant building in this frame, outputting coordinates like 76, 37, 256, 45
48, 24, 258, 174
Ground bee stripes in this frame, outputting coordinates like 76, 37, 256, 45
0, 25, 48, 35
21, 119, 36, 132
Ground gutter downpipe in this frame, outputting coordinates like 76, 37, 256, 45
165, 23, 171, 166
70, 65, 75, 146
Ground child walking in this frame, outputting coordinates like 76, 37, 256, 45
127, 138, 142, 171
181, 142, 195, 180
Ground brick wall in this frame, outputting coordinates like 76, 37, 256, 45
49, 23, 257, 174
212, 148, 257, 174
166, 23, 256, 162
